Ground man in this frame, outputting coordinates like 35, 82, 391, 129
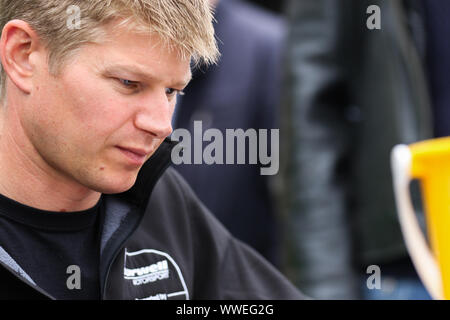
0, 0, 304, 300
282, 0, 432, 299
173, 0, 286, 267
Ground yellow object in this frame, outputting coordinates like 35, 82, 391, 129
392, 137, 450, 300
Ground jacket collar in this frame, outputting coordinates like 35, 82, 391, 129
99, 138, 177, 297
115, 138, 178, 207
100, 138, 177, 254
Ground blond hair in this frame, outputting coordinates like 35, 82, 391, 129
0, 0, 219, 99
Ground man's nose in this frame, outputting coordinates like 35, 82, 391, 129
134, 91, 174, 139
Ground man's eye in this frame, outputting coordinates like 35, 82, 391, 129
165, 88, 185, 97
118, 78, 140, 90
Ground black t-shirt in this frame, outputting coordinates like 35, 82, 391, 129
0, 193, 103, 299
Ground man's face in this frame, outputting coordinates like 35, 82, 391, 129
23, 22, 191, 194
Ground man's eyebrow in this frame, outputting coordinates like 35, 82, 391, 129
174, 73, 192, 88
103, 64, 192, 87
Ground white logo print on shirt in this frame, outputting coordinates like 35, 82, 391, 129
123, 248, 189, 300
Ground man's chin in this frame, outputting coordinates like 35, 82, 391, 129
99, 185, 134, 195
86, 174, 138, 195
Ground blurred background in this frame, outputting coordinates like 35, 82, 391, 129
247, 0, 285, 12
174, 0, 440, 300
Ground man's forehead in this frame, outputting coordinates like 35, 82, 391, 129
102, 62, 192, 86
94, 24, 193, 86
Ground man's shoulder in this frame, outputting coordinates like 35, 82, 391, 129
144, 166, 231, 241
125, 166, 306, 299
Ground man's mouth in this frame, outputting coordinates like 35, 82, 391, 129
116, 146, 150, 166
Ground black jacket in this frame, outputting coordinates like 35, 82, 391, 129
0, 140, 304, 300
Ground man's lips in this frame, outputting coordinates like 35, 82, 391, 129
116, 146, 151, 165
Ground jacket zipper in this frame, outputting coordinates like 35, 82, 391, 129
101, 145, 174, 299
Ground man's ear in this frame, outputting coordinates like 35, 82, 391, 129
0, 20, 43, 95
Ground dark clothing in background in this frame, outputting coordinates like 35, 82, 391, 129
0, 193, 102, 299
173, 0, 286, 267
422, 0, 450, 138
246, 0, 285, 13
282, 0, 433, 299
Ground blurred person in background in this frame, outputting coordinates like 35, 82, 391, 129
280, 0, 446, 299
173, 0, 286, 267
